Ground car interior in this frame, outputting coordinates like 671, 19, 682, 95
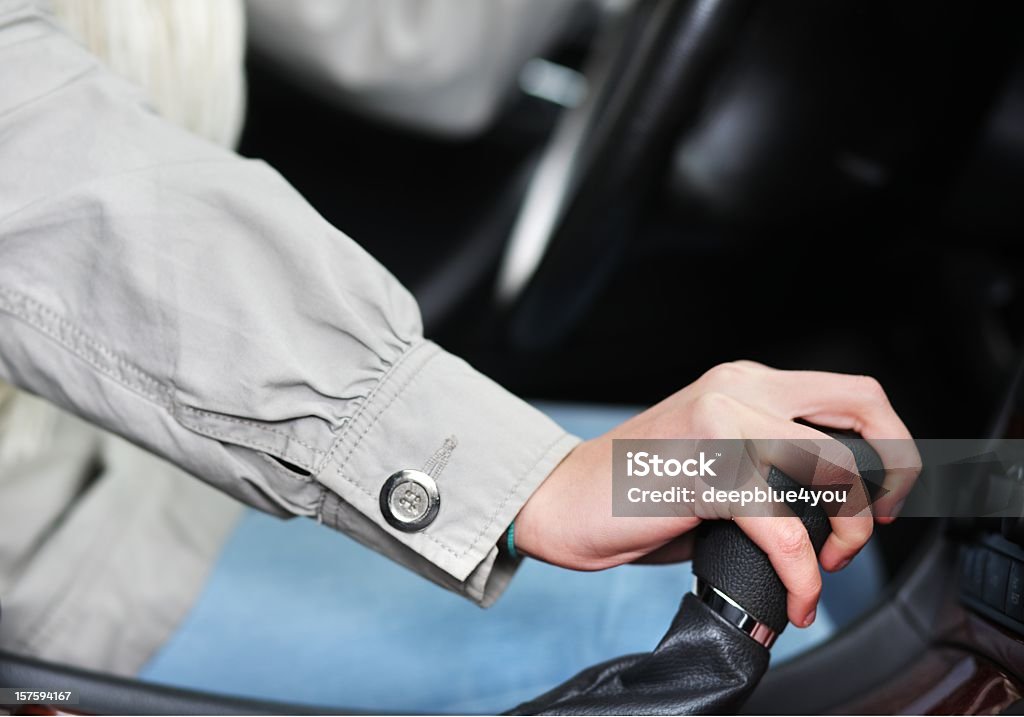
4, 0, 1024, 713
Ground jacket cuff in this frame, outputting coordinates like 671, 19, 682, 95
315, 340, 580, 603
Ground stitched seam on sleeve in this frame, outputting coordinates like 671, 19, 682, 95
335, 427, 566, 561
173, 418, 317, 474
333, 348, 440, 482
315, 338, 421, 476
0, 288, 332, 466
324, 344, 471, 560
315, 484, 330, 524
0, 286, 171, 406
449, 433, 568, 558
177, 405, 326, 459
323, 342, 571, 562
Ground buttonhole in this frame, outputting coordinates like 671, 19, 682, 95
272, 456, 312, 476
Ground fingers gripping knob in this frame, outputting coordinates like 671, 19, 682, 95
692, 433, 882, 641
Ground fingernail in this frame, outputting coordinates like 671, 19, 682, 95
835, 558, 851, 571
892, 498, 906, 519
803, 608, 816, 627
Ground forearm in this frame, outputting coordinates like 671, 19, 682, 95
0, 0, 578, 604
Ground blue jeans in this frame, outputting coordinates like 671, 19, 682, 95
139, 404, 883, 713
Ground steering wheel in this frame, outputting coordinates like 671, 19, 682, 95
496, 0, 753, 351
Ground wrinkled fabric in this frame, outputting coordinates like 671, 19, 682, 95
0, 0, 248, 673
0, 0, 579, 631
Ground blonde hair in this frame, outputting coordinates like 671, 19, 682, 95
0, 0, 247, 465
51, 0, 247, 147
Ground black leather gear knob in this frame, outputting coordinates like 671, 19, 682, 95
692, 433, 883, 635
510, 433, 883, 715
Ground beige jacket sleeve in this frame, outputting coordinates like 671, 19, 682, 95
0, 0, 579, 606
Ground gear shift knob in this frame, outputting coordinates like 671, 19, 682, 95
692, 433, 882, 639
511, 433, 883, 715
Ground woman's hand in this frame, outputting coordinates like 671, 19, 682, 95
515, 361, 920, 628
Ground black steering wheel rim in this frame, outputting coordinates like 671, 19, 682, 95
498, 0, 754, 352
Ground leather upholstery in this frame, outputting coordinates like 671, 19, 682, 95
509, 595, 769, 715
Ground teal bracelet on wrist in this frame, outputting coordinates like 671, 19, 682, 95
506, 521, 519, 560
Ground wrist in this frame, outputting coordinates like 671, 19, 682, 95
497, 520, 520, 560
513, 439, 594, 566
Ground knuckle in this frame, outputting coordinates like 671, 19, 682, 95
703, 361, 750, 385
899, 449, 924, 476
776, 522, 811, 560
832, 445, 859, 479
794, 571, 823, 599
857, 374, 888, 403
691, 391, 738, 424
731, 359, 769, 373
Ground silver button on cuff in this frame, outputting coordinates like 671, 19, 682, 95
379, 469, 440, 532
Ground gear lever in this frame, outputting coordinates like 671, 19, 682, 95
510, 434, 881, 715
